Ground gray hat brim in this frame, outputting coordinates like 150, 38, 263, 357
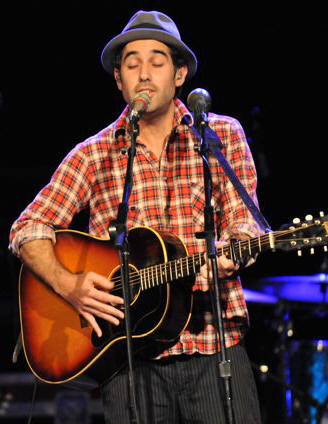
101, 28, 197, 80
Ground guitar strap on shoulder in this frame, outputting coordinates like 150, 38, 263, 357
193, 125, 272, 233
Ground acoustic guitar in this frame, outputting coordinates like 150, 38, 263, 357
19, 215, 328, 385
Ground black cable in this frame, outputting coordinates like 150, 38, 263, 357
27, 378, 38, 424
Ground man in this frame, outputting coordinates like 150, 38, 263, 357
10, 10, 262, 423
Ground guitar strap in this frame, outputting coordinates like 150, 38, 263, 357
193, 125, 272, 233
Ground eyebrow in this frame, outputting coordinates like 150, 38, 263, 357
123, 49, 169, 62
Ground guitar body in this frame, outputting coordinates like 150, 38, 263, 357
19, 227, 194, 385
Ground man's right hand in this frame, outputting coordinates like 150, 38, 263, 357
56, 271, 125, 338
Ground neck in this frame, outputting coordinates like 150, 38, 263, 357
138, 100, 175, 158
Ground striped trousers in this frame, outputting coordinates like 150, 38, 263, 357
101, 342, 262, 424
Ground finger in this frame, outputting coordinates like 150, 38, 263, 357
199, 264, 208, 279
80, 311, 103, 337
217, 254, 239, 270
93, 289, 124, 306
82, 305, 122, 326
215, 240, 229, 256
87, 272, 114, 290
84, 297, 125, 319
245, 257, 256, 267
215, 240, 229, 247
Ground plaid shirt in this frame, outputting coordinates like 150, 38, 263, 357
10, 98, 261, 356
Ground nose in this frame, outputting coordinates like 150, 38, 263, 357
139, 63, 151, 82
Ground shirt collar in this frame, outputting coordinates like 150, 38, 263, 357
113, 98, 194, 144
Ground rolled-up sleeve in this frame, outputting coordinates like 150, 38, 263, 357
218, 119, 264, 241
9, 144, 92, 256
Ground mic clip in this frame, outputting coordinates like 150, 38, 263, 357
129, 110, 141, 123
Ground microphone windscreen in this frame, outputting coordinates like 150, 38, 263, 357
187, 88, 211, 114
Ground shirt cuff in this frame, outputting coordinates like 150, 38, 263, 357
9, 222, 56, 257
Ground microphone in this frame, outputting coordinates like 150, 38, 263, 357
129, 92, 151, 122
187, 88, 212, 129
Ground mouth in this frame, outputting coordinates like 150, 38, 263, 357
136, 88, 155, 97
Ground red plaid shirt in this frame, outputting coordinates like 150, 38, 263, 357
10, 98, 261, 356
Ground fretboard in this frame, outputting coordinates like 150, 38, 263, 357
138, 231, 277, 291
139, 253, 205, 291
217, 232, 276, 262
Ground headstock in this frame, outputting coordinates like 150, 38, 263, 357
275, 211, 328, 255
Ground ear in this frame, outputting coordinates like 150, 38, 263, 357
175, 65, 188, 87
114, 68, 122, 91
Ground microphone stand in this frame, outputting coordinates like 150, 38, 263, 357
194, 112, 235, 424
108, 117, 140, 424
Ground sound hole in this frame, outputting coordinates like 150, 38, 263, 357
110, 264, 141, 301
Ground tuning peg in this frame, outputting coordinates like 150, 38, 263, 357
310, 248, 315, 255
297, 250, 302, 257
320, 211, 325, 217
324, 246, 328, 253
293, 218, 301, 225
305, 215, 313, 222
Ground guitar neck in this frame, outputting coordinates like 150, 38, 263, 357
139, 232, 277, 290
139, 218, 328, 291
139, 252, 205, 291
218, 231, 276, 262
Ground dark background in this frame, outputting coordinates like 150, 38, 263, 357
0, 2, 327, 423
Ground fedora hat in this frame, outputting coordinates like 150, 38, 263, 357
101, 10, 197, 80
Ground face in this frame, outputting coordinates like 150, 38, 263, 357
114, 39, 188, 118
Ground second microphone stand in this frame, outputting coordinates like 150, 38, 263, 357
194, 113, 235, 424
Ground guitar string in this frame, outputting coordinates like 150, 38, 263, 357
109, 233, 276, 292
108, 230, 281, 285
110, 225, 311, 285
109, 226, 323, 293
109, 232, 311, 291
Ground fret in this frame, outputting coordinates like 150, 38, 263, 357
169, 261, 173, 281
195, 253, 200, 270
155, 265, 159, 286
258, 236, 261, 252
154, 266, 157, 286
147, 267, 151, 289
269, 232, 275, 250
140, 269, 144, 290
248, 239, 252, 255
238, 241, 242, 260
144, 268, 148, 289
142, 268, 147, 289
151, 266, 155, 287
180, 258, 184, 277
164, 262, 168, 282
175, 260, 178, 279
186, 256, 190, 275
192, 255, 196, 273
159, 263, 164, 285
